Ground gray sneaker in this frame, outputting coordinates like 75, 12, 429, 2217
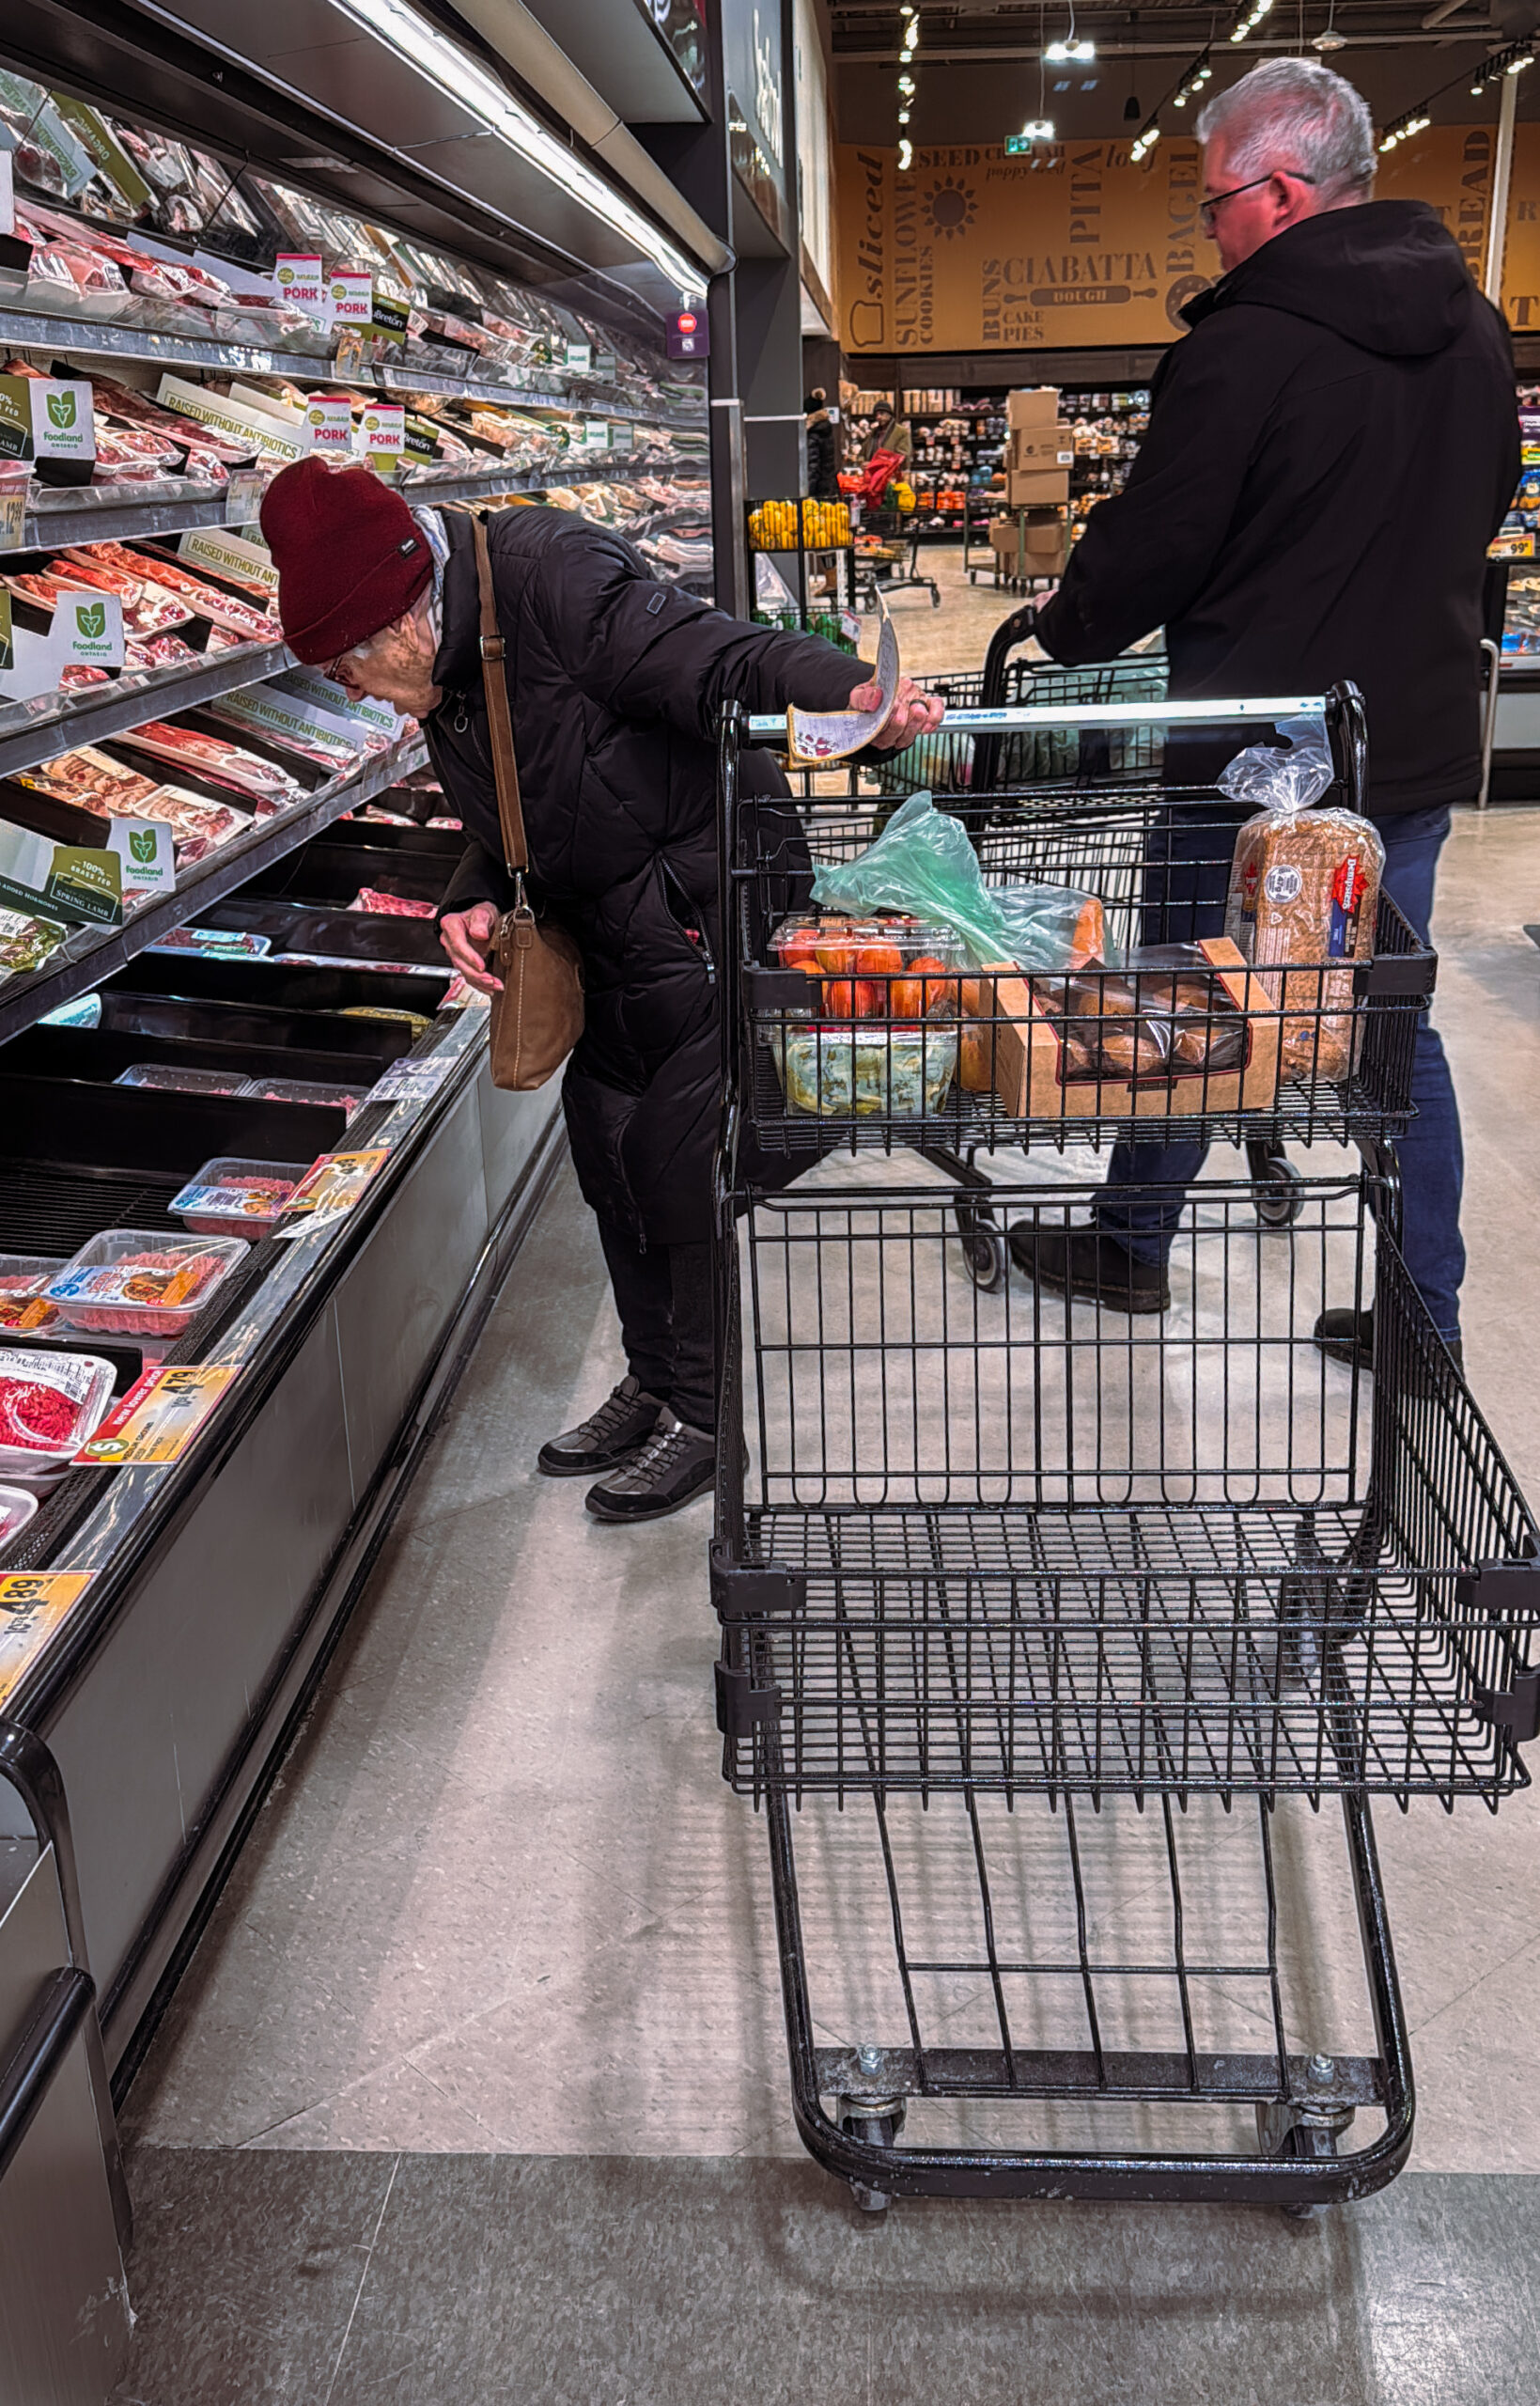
537, 1376, 664, 1477
584, 1411, 717, 1523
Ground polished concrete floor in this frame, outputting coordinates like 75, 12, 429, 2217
112, 549, 1540, 2400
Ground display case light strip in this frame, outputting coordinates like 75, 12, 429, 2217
332, 0, 708, 296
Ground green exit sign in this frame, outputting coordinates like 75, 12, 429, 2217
1004, 134, 1031, 153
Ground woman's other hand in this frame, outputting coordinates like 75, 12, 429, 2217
850, 674, 945, 752
439, 900, 504, 994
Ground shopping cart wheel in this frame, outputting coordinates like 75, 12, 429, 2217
837, 2097, 907, 2213
955, 1205, 1008, 1293
1255, 2094, 1355, 2219
1250, 1148, 1305, 1230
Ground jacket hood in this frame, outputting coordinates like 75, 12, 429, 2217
1184, 200, 1474, 358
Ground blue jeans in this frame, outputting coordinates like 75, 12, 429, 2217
1096, 805, 1466, 1340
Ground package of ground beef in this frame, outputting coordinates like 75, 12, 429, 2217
1221, 720, 1384, 1083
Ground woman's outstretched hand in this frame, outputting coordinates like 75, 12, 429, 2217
849, 673, 945, 752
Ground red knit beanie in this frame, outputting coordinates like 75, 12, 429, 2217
260, 459, 434, 664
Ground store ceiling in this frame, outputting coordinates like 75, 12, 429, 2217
832, 0, 1540, 141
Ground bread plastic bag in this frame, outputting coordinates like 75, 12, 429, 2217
1220, 717, 1383, 1082
811, 791, 1114, 972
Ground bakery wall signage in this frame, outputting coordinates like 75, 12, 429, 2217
837, 140, 1210, 352
838, 130, 1511, 354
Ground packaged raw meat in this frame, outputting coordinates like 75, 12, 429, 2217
1221, 721, 1383, 1083
0, 909, 70, 981
0, 1486, 39, 1547
42, 1233, 248, 1338
114, 724, 304, 807
125, 633, 201, 671
237, 1077, 368, 1117
171, 1158, 308, 1236
48, 554, 194, 633
117, 785, 247, 855
115, 1062, 248, 1095
60, 545, 276, 642
0, 1351, 117, 1476
350, 888, 437, 918
59, 663, 111, 689
0, 1258, 66, 1335
15, 747, 160, 814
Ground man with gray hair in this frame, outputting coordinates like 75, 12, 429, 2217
1028, 57, 1518, 1379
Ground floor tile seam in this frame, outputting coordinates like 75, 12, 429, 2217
320, 2148, 401, 2406
1399, 1921, 1540, 2041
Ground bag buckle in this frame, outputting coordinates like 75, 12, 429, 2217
480, 634, 505, 662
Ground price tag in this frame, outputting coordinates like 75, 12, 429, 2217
224, 465, 267, 523
359, 403, 405, 472
0, 1571, 92, 1707
0, 483, 23, 555
278, 1148, 389, 1236
74, 1364, 239, 1465
369, 1054, 457, 1106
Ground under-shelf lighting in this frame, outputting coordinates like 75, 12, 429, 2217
332, 0, 708, 295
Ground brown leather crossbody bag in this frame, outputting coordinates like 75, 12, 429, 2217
468, 512, 584, 1090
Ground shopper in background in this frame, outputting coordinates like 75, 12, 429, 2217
804, 389, 840, 500
1030, 55, 1519, 1374
260, 461, 941, 1521
861, 401, 913, 467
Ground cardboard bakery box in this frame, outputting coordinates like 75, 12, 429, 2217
962, 938, 1283, 1119
1006, 386, 1060, 430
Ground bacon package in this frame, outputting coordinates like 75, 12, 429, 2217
14, 747, 161, 814
114, 722, 303, 807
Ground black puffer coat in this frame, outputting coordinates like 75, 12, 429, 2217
805, 409, 839, 501
425, 508, 863, 1243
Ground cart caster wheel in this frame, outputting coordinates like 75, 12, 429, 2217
930, 588, 941, 610
838, 2098, 906, 2214
1256, 2095, 1352, 2218
1252, 1153, 1305, 1229
957, 1214, 1007, 1293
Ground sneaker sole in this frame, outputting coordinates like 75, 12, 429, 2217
583, 1466, 717, 1523
537, 1438, 652, 1477
1011, 1252, 1171, 1316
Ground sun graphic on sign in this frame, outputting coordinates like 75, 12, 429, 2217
925, 175, 978, 239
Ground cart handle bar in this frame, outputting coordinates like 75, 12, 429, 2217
745, 694, 1329, 742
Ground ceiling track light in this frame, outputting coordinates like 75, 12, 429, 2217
1229, 0, 1275, 42
1468, 38, 1535, 94
332, 0, 708, 295
1130, 120, 1161, 160
897, 137, 913, 169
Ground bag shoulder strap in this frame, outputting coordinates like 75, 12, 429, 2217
469, 511, 527, 879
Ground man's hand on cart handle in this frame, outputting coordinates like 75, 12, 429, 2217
440, 901, 504, 996
851, 674, 944, 752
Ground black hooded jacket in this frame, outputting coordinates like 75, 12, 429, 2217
422, 507, 863, 1243
1036, 202, 1519, 810
806, 408, 840, 500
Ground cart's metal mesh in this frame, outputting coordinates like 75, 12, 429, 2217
736, 788, 1431, 1151
716, 1177, 1539, 1804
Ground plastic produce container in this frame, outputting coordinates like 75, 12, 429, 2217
42, 1232, 249, 1339
236, 1076, 369, 1117
769, 1022, 958, 1118
171, 1159, 309, 1238
0, 1484, 39, 1547
0, 1257, 67, 1336
115, 1063, 250, 1096
0, 1351, 117, 1484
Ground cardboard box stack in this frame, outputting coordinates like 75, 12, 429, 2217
1004, 387, 1072, 505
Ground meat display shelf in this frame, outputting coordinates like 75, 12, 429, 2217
0, 309, 706, 430
0, 730, 427, 1047
0, 635, 295, 784
12, 459, 635, 552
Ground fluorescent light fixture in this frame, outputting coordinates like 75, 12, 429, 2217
1045, 38, 1096, 61
332, 0, 708, 295
897, 137, 914, 168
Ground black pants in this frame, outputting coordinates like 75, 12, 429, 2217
598, 1223, 715, 1435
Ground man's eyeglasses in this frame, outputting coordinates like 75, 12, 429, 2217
1199, 170, 1314, 233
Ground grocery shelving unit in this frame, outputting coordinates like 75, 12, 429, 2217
747, 498, 857, 639
0, 23, 712, 2375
